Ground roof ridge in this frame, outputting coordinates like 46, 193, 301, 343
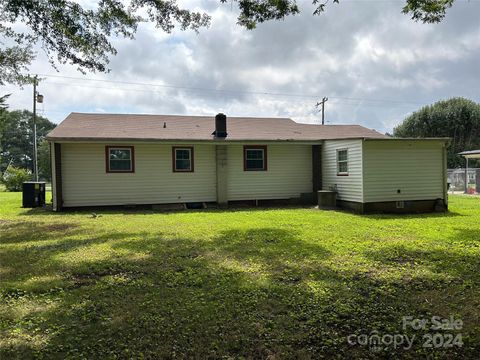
68, 112, 294, 121
48, 112, 388, 141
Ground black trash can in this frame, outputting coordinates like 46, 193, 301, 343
22, 182, 46, 208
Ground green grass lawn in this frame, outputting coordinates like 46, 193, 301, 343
1, 193, 479, 359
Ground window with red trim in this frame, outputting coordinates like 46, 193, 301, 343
244, 146, 267, 171
337, 149, 348, 176
106, 146, 134, 173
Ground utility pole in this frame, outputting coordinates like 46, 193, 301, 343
32, 75, 38, 182
315, 97, 328, 125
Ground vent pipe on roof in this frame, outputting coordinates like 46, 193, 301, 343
213, 113, 227, 138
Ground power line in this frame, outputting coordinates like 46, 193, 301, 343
37, 73, 424, 105
38, 81, 418, 110
39, 73, 315, 98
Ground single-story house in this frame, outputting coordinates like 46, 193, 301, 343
46, 113, 449, 213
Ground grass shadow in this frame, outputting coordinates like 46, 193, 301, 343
363, 226, 480, 281
1, 220, 479, 358
0, 221, 81, 244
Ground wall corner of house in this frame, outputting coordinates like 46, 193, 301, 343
50, 141, 57, 211
360, 139, 366, 204
442, 143, 448, 206
53, 143, 63, 212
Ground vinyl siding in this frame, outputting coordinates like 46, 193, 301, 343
61, 143, 216, 207
363, 140, 445, 202
322, 139, 363, 202
226, 144, 312, 201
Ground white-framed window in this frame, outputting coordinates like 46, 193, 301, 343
337, 149, 348, 176
173, 147, 194, 172
106, 146, 134, 173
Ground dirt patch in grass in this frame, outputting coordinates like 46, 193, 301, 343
68, 269, 146, 288
386, 255, 416, 265
0, 221, 81, 245
0, 220, 13, 226
41, 223, 75, 232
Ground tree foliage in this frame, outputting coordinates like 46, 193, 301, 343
0, 109, 56, 180
0, 0, 458, 85
402, 0, 455, 23
0, 42, 35, 86
0, 0, 211, 85
230, 0, 456, 28
393, 98, 480, 168
0, 94, 9, 110
37, 139, 51, 182
1, 165, 31, 191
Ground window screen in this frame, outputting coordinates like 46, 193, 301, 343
244, 147, 267, 171
173, 147, 193, 172
107, 147, 133, 172
337, 149, 348, 175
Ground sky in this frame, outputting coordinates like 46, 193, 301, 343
2, 0, 480, 134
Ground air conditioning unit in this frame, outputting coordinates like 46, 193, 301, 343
22, 182, 46, 208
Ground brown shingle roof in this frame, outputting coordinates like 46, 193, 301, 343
46, 113, 387, 142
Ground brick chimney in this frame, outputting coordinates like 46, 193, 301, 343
213, 113, 227, 138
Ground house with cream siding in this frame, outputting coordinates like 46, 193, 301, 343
46, 113, 449, 213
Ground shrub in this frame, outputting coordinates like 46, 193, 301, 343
1, 166, 32, 191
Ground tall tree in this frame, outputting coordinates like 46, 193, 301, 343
37, 139, 51, 181
0, 0, 459, 86
0, 109, 55, 179
393, 98, 480, 168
